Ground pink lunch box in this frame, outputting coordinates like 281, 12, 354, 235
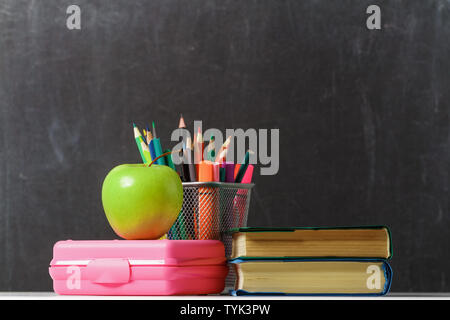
49, 239, 228, 295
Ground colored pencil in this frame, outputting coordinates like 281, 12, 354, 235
222, 162, 235, 183
178, 114, 196, 181
166, 148, 186, 240
140, 140, 152, 164
151, 121, 166, 166
181, 141, 190, 182
174, 116, 185, 180
215, 148, 228, 164
206, 135, 216, 162
241, 164, 254, 184
133, 123, 147, 163
148, 140, 157, 162
145, 124, 156, 161
194, 126, 204, 163
185, 141, 197, 182
215, 135, 232, 163
194, 127, 204, 180
235, 150, 251, 183
164, 149, 176, 171
178, 114, 186, 129
197, 161, 218, 239
146, 125, 153, 144
234, 164, 240, 180
219, 167, 226, 182
180, 139, 196, 239
152, 121, 157, 138
174, 114, 191, 239
233, 164, 254, 228
212, 162, 220, 182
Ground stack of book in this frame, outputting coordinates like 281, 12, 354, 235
228, 226, 392, 296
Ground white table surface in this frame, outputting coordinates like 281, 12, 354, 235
0, 292, 449, 300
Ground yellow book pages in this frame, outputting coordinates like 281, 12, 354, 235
231, 227, 390, 259
235, 260, 388, 294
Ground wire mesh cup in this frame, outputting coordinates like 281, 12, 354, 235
167, 182, 254, 257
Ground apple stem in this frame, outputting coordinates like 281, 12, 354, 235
148, 151, 173, 167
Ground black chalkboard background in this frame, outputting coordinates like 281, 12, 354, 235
0, 0, 448, 292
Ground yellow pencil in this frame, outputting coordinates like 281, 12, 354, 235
140, 140, 152, 164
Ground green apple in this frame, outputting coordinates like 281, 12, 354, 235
101, 164, 183, 240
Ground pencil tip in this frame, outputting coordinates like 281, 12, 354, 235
178, 114, 186, 128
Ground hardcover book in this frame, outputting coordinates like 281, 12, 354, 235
230, 258, 392, 296
230, 226, 392, 259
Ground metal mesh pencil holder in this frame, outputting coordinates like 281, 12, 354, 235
167, 182, 254, 257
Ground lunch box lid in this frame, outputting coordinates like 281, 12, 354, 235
50, 239, 226, 267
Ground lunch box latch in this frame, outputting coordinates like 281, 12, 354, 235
86, 259, 130, 284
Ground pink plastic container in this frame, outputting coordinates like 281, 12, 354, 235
49, 240, 228, 295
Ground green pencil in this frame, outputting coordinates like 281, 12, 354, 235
235, 150, 251, 183
219, 167, 226, 182
152, 121, 166, 166
206, 135, 215, 162
141, 140, 152, 164
164, 149, 176, 171
133, 123, 147, 163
